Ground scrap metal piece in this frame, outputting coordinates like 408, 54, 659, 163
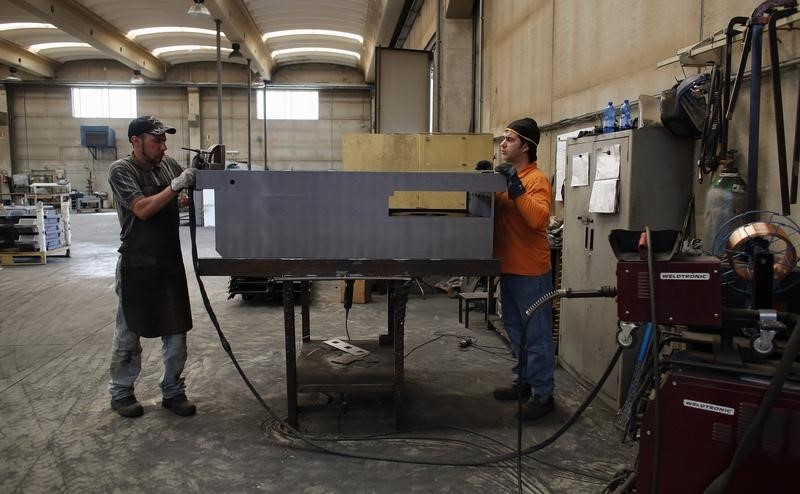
323, 339, 370, 357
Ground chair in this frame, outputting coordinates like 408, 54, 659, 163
458, 291, 488, 328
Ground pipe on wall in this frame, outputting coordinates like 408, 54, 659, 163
247, 59, 252, 171
435, 0, 441, 132
215, 19, 223, 147
263, 84, 268, 169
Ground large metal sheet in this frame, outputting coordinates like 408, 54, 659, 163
196, 170, 505, 259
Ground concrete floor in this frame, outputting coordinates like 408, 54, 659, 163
0, 212, 636, 493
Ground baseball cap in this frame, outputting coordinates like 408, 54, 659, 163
128, 116, 176, 140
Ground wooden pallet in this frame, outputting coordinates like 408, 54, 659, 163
0, 246, 69, 266
0, 250, 47, 266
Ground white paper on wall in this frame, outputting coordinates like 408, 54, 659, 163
554, 127, 593, 202
588, 178, 618, 213
555, 138, 566, 201
571, 154, 589, 187
595, 144, 621, 180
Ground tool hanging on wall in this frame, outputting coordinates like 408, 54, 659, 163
725, 0, 798, 214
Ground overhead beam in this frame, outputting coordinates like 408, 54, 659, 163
206, 0, 273, 80
0, 38, 57, 78
8, 0, 167, 79
363, 0, 407, 82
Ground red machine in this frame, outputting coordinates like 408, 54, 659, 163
611, 216, 800, 493
636, 371, 800, 493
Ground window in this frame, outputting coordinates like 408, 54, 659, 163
257, 90, 319, 120
71, 88, 137, 118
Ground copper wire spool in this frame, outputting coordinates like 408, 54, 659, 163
726, 222, 797, 281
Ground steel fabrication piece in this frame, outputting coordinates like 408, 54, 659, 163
195, 170, 506, 260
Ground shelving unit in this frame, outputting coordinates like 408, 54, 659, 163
0, 201, 71, 266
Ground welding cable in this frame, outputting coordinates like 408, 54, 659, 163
188, 190, 624, 468
514, 285, 619, 491
263, 419, 613, 484
704, 309, 800, 494
644, 226, 662, 494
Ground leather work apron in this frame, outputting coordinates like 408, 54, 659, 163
120, 182, 192, 338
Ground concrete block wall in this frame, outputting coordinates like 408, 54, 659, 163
5, 61, 371, 196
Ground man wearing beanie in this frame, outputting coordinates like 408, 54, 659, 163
492, 117, 555, 421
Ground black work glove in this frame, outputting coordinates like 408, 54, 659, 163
495, 163, 526, 199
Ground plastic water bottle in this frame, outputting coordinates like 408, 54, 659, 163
602, 102, 615, 133
620, 99, 632, 129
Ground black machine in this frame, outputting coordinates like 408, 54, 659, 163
612, 213, 800, 493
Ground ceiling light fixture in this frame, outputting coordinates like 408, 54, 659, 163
263, 29, 364, 44
228, 42, 245, 60
271, 47, 361, 60
187, 0, 212, 19
152, 45, 231, 56
128, 26, 221, 39
130, 69, 144, 84
0, 22, 56, 32
5, 67, 22, 82
28, 42, 92, 53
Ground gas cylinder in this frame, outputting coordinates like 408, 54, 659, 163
703, 168, 747, 254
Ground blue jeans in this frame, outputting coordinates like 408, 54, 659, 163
500, 273, 554, 396
109, 258, 188, 401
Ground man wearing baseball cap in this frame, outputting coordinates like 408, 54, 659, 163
107, 116, 197, 418
492, 117, 556, 421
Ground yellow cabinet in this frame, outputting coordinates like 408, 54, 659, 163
342, 133, 494, 210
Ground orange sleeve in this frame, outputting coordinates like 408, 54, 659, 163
513, 171, 551, 230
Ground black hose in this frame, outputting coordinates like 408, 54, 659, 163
645, 226, 662, 494
188, 189, 623, 467
515, 285, 618, 491
704, 310, 800, 494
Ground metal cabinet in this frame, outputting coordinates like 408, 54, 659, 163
560, 127, 693, 407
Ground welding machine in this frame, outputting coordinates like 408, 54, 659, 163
611, 213, 800, 494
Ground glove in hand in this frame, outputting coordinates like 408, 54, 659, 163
170, 168, 197, 192
494, 163, 526, 199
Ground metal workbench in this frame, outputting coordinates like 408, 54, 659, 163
196, 258, 499, 428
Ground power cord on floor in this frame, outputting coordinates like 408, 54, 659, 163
404, 331, 515, 361
187, 191, 624, 479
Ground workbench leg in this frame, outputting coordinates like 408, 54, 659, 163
283, 280, 298, 429
488, 276, 497, 316
301, 281, 311, 342
391, 281, 409, 429
380, 284, 395, 346
458, 296, 463, 324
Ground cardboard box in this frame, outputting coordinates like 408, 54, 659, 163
337, 279, 372, 304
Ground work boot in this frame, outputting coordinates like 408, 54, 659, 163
493, 381, 532, 401
517, 394, 555, 421
162, 393, 196, 416
111, 395, 144, 418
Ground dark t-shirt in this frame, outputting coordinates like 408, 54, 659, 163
108, 154, 183, 243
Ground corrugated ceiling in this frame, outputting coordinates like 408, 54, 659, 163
0, 0, 401, 80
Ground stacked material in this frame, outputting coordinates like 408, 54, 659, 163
0, 206, 64, 251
